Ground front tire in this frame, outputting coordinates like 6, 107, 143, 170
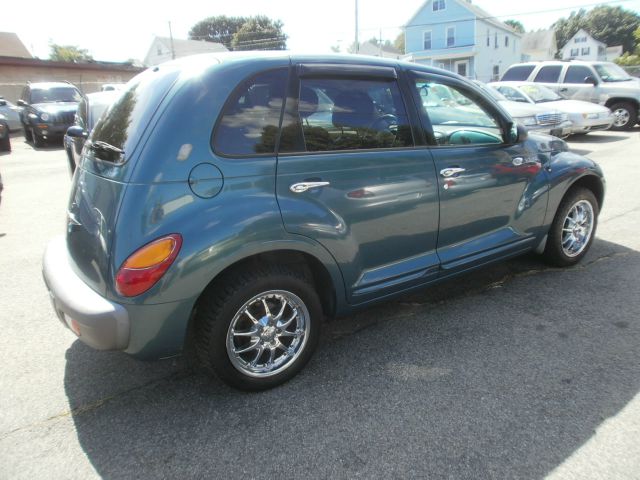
194, 265, 322, 391
0, 135, 10, 152
609, 101, 637, 131
31, 128, 44, 148
542, 187, 599, 267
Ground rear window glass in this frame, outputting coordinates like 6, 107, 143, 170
501, 65, 535, 81
213, 69, 288, 156
534, 66, 562, 83
89, 68, 180, 162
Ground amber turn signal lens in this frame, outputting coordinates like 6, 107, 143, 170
115, 234, 182, 297
123, 237, 177, 269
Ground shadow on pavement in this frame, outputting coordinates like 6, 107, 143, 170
64, 238, 640, 478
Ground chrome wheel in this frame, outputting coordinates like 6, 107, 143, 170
561, 200, 594, 258
612, 108, 630, 128
226, 290, 309, 378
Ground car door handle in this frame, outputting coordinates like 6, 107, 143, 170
440, 167, 466, 177
289, 181, 330, 193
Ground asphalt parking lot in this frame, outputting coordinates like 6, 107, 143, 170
1, 129, 639, 479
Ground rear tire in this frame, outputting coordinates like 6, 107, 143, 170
194, 265, 322, 391
542, 187, 599, 267
0, 135, 10, 152
609, 101, 637, 131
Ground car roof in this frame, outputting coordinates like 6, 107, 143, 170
159, 51, 461, 81
86, 91, 121, 104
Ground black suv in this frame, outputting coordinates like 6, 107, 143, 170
17, 82, 82, 147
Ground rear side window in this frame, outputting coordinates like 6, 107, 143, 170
534, 66, 562, 83
281, 77, 413, 153
501, 65, 535, 81
564, 65, 594, 84
213, 69, 288, 156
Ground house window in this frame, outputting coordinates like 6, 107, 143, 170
570, 48, 579, 57
423, 31, 432, 50
486, 29, 490, 46
581, 47, 590, 55
446, 27, 455, 47
505, 36, 509, 47
492, 65, 500, 81
433, 0, 446, 11
575, 36, 587, 43
494, 33, 498, 49
157, 47, 162, 55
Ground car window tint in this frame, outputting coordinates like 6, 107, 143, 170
564, 66, 594, 84
282, 77, 413, 153
414, 80, 503, 146
533, 66, 562, 83
501, 65, 535, 81
213, 69, 288, 156
495, 86, 529, 103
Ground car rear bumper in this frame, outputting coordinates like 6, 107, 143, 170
42, 235, 130, 350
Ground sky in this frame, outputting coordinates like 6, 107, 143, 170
2, 0, 640, 62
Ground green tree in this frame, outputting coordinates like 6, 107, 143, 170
231, 16, 288, 50
188, 15, 248, 50
49, 44, 93, 62
553, 6, 640, 54
504, 20, 525, 34
394, 32, 405, 54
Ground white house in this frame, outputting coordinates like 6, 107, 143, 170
521, 29, 557, 62
403, 0, 522, 82
560, 29, 622, 62
144, 37, 228, 67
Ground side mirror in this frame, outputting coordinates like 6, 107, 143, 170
16, 99, 27, 107
584, 76, 598, 86
66, 125, 87, 138
507, 122, 528, 144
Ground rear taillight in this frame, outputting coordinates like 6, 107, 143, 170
115, 234, 182, 297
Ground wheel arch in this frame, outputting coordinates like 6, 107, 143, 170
567, 173, 605, 211
605, 97, 639, 113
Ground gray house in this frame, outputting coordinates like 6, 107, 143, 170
521, 29, 557, 61
144, 37, 228, 67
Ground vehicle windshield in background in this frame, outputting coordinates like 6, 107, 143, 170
519, 84, 562, 103
31, 87, 81, 104
88, 68, 180, 162
475, 83, 507, 102
594, 63, 633, 82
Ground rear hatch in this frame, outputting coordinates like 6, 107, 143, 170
66, 66, 180, 296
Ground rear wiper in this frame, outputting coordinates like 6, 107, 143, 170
89, 140, 125, 162
91, 140, 124, 155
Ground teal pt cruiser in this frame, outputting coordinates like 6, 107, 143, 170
43, 53, 605, 390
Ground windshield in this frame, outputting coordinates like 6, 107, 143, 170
594, 63, 632, 82
30, 87, 81, 104
518, 84, 562, 103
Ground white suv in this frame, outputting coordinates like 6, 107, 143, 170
501, 61, 640, 131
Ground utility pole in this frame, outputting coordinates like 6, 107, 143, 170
355, 0, 359, 53
168, 21, 176, 60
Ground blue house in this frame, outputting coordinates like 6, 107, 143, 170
404, 0, 522, 82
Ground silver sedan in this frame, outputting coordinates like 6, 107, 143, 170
488, 82, 614, 135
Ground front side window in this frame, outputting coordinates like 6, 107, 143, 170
214, 69, 288, 156
423, 31, 432, 50
447, 27, 455, 47
414, 80, 503, 146
284, 77, 413, 153
564, 65, 594, 84
534, 65, 562, 83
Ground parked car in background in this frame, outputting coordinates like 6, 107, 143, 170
100, 83, 125, 92
43, 53, 605, 391
0, 114, 11, 152
489, 82, 614, 135
0, 97, 22, 131
500, 60, 640, 130
64, 91, 119, 174
17, 82, 82, 147
472, 81, 572, 138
